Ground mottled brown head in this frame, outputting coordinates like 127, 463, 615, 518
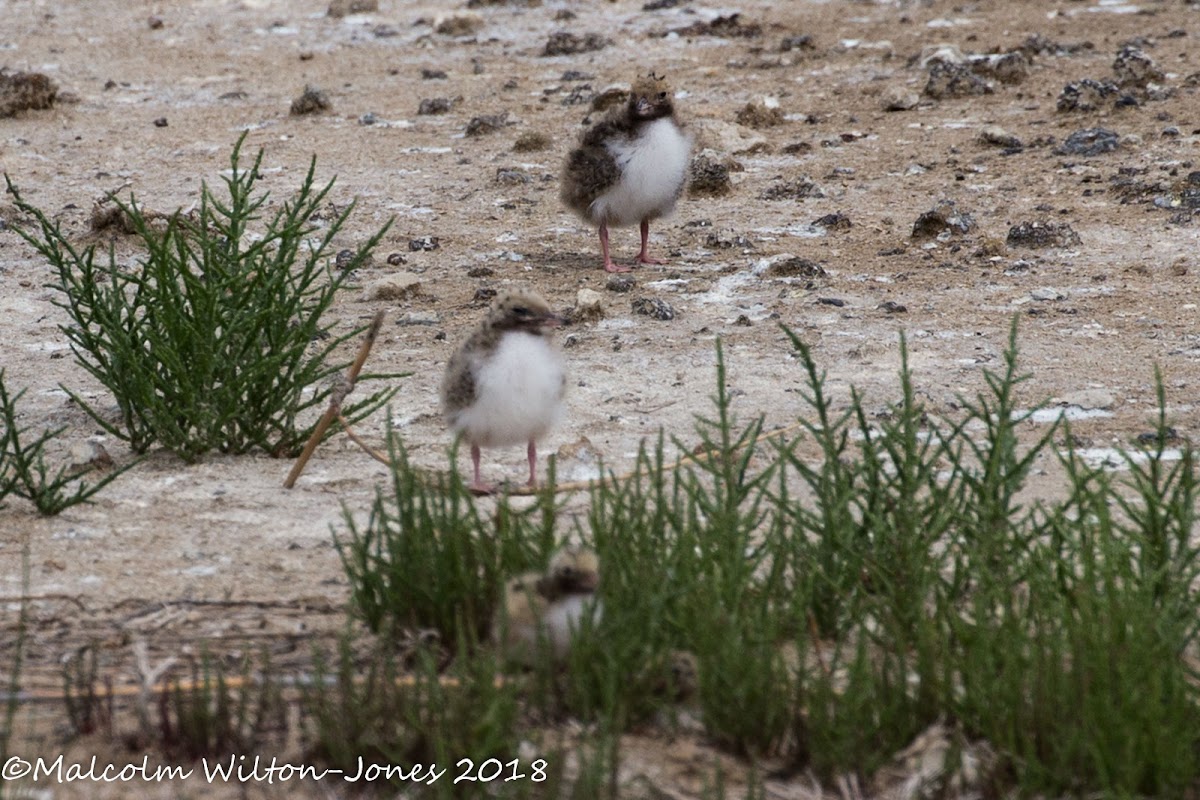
541, 547, 600, 596
486, 289, 564, 335
629, 72, 674, 121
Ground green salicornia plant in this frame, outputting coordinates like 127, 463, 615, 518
0, 369, 128, 514
5, 134, 397, 461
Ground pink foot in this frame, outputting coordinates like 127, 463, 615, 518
469, 482, 497, 497
604, 260, 634, 273
636, 218, 666, 266
636, 253, 666, 265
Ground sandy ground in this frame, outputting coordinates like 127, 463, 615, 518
2, 0, 1200, 796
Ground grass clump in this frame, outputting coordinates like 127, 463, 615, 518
0, 369, 128, 514
5, 133, 397, 462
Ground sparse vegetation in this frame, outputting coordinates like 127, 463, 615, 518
5, 134, 397, 462
0, 369, 128, 514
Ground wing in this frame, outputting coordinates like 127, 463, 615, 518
560, 144, 621, 214
440, 349, 477, 421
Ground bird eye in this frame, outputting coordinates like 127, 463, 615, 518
658, 92, 667, 100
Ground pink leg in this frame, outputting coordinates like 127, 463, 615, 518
469, 443, 494, 495
636, 218, 666, 265
526, 440, 538, 486
599, 222, 631, 273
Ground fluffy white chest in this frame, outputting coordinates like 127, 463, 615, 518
454, 332, 564, 448
590, 117, 691, 227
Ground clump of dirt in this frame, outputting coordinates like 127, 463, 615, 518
290, 85, 331, 115
759, 176, 824, 201
1057, 79, 1120, 113
0, 70, 57, 117
670, 13, 762, 39
911, 200, 975, 240
1055, 128, 1120, 157
541, 31, 612, 56
1006, 221, 1083, 249
813, 212, 851, 232
924, 62, 993, 99
434, 13, 483, 37
1113, 45, 1163, 89
417, 97, 455, 115
688, 152, 734, 198
736, 101, 785, 129
766, 257, 826, 279
513, 131, 551, 152
327, 0, 377, 17
465, 112, 510, 136
632, 297, 675, 320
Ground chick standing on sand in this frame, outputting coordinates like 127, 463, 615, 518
494, 547, 602, 667
440, 289, 566, 494
561, 72, 691, 273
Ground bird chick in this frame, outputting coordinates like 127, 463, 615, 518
440, 289, 566, 494
494, 546, 602, 668
561, 72, 691, 273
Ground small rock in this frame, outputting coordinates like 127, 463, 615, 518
327, 0, 378, 16
421, 69, 448, 80
465, 112, 509, 136
513, 131, 551, 153
362, 273, 421, 301
918, 43, 968, 68
670, 13, 762, 39
67, 441, 114, 475
736, 100, 785, 129
466, 266, 494, 278
780, 35, 816, 53
1006, 221, 1082, 249
1113, 45, 1163, 88
970, 51, 1029, 85
924, 61, 993, 99
153, 117, 168, 128
734, 314, 751, 327
694, 119, 769, 156
632, 297, 675, 321
759, 176, 825, 201
358, 112, 378, 125
911, 200, 975, 240
817, 297, 845, 307
882, 86, 920, 112
473, 287, 498, 303
541, 31, 612, 56
606, 276, 636, 293
417, 97, 454, 115
396, 310, 440, 326
290, 85, 331, 115
1055, 128, 1119, 157
555, 436, 603, 482
409, 236, 441, 251
495, 167, 530, 186
335, 249, 356, 270
813, 212, 851, 231
434, 13, 483, 36
1057, 79, 1118, 113
979, 125, 1022, 149
878, 300, 907, 313
765, 256, 826, 279
1030, 287, 1064, 301
572, 289, 605, 323
0, 70, 58, 117
148, 16, 164, 29
688, 151, 734, 198
386, 253, 407, 266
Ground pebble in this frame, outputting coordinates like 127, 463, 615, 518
396, 311, 440, 326
513, 131, 551, 152
911, 200, 975, 240
688, 151, 734, 197
417, 97, 454, 115
465, 112, 509, 136
0, 71, 58, 117
882, 86, 920, 112
979, 125, 1022, 149
606, 276, 636, 293
632, 297, 675, 321
1007, 221, 1082, 249
572, 289, 605, 322
1054, 127, 1121, 157
1056, 80, 1118, 113
541, 31, 611, 56
1113, 45, 1163, 88
409, 236, 440, 251
924, 61, 993, 99
327, 0, 377, 16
